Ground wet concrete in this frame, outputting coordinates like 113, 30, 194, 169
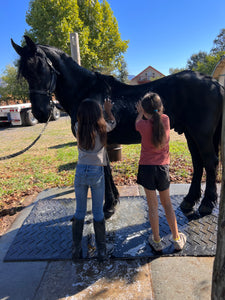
34, 259, 153, 300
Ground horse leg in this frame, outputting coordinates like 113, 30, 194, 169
198, 149, 218, 216
103, 158, 119, 219
180, 132, 203, 214
197, 123, 220, 216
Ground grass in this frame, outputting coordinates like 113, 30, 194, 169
0, 116, 193, 211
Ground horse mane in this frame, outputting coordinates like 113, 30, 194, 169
18, 43, 94, 81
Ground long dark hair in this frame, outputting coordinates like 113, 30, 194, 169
141, 92, 166, 148
77, 99, 107, 150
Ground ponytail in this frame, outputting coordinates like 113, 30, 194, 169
152, 111, 166, 148
141, 93, 166, 148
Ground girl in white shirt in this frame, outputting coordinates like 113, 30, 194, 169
72, 98, 116, 262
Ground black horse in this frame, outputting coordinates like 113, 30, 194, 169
12, 35, 223, 216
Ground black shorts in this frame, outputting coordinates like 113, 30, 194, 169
137, 165, 170, 191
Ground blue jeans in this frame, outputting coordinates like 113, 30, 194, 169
74, 164, 105, 221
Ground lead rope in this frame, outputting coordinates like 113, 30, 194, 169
0, 112, 52, 161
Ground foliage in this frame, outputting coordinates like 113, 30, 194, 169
186, 51, 208, 70
25, 0, 82, 52
170, 28, 225, 76
195, 52, 225, 76
116, 57, 129, 83
0, 65, 29, 104
210, 28, 225, 55
169, 68, 186, 74
189, 29, 225, 76
25, 0, 129, 73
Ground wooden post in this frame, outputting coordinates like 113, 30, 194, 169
70, 32, 81, 65
211, 81, 225, 299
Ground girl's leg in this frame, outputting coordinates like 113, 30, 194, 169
72, 165, 88, 260
159, 188, 179, 240
90, 167, 106, 261
74, 165, 88, 220
144, 188, 160, 242
74, 184, 88, 220
90, 167, 105, 222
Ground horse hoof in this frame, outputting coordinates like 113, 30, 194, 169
180, 199, 195, 214
198, 204, 213, 216
104, 208, 115, 220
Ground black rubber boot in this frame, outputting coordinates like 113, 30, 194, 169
71, 217, 84, 262
93, 219, 107, 262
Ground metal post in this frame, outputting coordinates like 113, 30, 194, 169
70, 32, 81, 65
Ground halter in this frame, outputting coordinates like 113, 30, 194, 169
29, 57, 60, 99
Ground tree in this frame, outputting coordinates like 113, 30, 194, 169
186, 51, 207, 70
185, 30, 225, 76
169, 67, 186, 74
25, 0, 82, 52
25, 0, 129, 72
195, 53, 224, 76
117, 57, 129, 83
0, 65, 28, 104
210, 28, 225, 55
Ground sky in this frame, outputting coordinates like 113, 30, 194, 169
1, 0, 225, 77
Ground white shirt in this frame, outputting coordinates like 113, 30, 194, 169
75, 120, 116, 166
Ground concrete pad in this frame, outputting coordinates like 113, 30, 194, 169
0, 198, 48, 300
0, 261, 47, 300
34, 259, 153, 300
138, 183, 221, 197
150, 257, 214, 300
117, 185, 140, 197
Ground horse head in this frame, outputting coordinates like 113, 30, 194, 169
11, 36, 58, 123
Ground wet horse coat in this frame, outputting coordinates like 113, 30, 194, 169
12, 36, 223, 216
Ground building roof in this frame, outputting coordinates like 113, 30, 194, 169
131, 65, 165, 82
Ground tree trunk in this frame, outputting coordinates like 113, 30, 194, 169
211, 90, 225, 299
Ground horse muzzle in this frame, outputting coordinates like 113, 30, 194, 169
32, 106, 51, 123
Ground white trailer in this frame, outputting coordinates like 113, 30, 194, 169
0, 103, 60, 126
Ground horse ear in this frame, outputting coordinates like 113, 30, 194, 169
11, 38, 24, 56
24, 35, 37, 54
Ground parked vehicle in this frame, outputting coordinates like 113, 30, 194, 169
0, 102, 60, 126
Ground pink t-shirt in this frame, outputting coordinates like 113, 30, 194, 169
135, 114, 170, 165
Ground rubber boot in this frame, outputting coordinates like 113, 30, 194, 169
71, 217, 84, 262
93, 219, 107, 262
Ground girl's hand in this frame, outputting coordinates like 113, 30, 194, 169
135, 100, 144, 123
136, 100, 143, 114
104, 98, 114, 113
104, 98, 115, 121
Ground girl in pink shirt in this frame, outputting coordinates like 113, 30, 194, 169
136, 92, 186, 252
